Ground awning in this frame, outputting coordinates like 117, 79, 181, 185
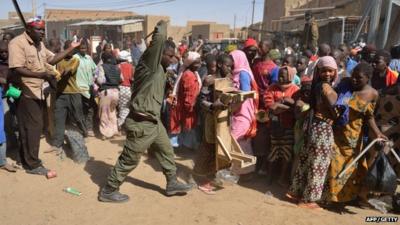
1, 23, 24, 30
68, 19, 143, 33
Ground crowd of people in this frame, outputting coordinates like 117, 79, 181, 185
0, 17, 399, 209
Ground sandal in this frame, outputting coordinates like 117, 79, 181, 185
298, 202, 324, 210
198, 183, 216, 195
26, 166, 49, 176
44, 146, 62, 154
0, 163, 17, 172
12, 163, 23, 170
285, 193, 300, 203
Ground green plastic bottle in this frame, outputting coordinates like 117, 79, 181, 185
63, 187, 82, 196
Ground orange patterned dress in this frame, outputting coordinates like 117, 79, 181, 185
325, 94, 375, 202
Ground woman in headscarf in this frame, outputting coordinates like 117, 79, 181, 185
117, 51, 134, 132
229, 50, 258, 156
287, 56, 338, 210
169, 51, 202, 150
264, 66, 300, 186
325, 62, 387, 205
95, 52, 121, 139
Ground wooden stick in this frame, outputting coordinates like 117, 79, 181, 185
12, 0, 27, 29
216, 136, 233, 161
338, 138, 386, 178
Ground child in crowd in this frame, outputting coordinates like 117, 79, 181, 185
292, 76, 312, 179
0, 41, 16, 172
193, 54, 233, 194
282, 55, 301, 86
264, 66, 299, 186
296, 56, 309, 80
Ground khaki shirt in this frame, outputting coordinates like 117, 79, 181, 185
8, 32, 55, 99
130, 21, 167, 121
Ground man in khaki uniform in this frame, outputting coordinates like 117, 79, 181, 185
8, 17, 80, 175
98, 20, 192, 203
302, 11, 319, 53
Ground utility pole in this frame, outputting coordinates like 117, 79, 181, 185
367, 0, 382, 45
245, 16, 248, 39
251, 0, 256, 25
32, 0, 36, 16
44, 2, 47, 40
233, 14, 237, 38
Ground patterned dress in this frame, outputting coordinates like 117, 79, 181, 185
325, 94, 375, 202
289, 83, 336, 202
118, 62, 133, 127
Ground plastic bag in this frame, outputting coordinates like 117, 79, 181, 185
393, 194, 400, 214
364, 151, 397, 194
65, 128, 89, 164
368, 196, 393, 213
216, 169, 239, 184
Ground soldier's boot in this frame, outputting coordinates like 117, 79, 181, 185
98, 184, 129, 203
165, 176, 193, 196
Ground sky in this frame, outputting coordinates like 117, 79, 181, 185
0, 0, 264, 28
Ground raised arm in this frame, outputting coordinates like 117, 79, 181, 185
140, 20, 167, 72
48, 41, 81, 65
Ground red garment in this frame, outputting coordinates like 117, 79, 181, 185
310, 55, 319, 62
178, 44, 188, 56
119, 62, 134, 87
170, 70, 201, 134
264, 84, 299, 128
244, 38, 257, 49
386, 67, 399, 87
252, 59, 277, 94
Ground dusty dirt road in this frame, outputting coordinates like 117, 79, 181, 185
0, 136, 397, 225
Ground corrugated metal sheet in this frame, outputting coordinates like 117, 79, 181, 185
45, 9, 136, 21
68, 19, 143, 27
122, 23, 143, 33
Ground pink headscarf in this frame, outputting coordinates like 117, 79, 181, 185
315, 56, 338, 83
317, 56, 338, 70
230, 50, 255, 88
229, 50, 258, 141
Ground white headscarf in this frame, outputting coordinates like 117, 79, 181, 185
118, 50, 132, 63
172, 51, 202, 97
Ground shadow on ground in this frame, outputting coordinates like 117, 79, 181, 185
84, 157, 165, 195
142, 151, 195, 185
109, 139, 125, 148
